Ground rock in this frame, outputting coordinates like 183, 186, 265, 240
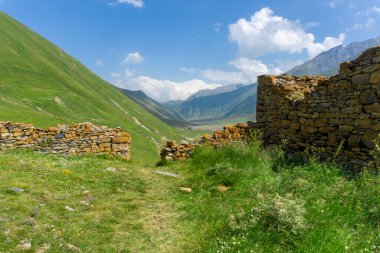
67, 244, 82, 252
352, 73, 370, 86
370, 72, 380, 84
7, 187, 24, 193
155, 170, 184, 179
112, 137, 130, 143
216, 185, 229, 192
167, 141, 176, 146
17, 241, 32, 250
36, 244, 50, 253
80, 201, 90, 206
359, 90, 378, 105
202, 134, 211, 140
65, 206, 75, 212
179, 187, 192, 193
105, 167, 117, 172
361, 131, 378, 149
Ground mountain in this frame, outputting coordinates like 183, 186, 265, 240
119, 89, 190, 128
287, 36, 380, 76
187, 84, 244, 100
0, 11, 190, 161
165, 83, 257, 122
174, 36, 380, 124
225, 93, 256, 118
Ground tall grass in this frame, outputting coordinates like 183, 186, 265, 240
176, 142, 380, 252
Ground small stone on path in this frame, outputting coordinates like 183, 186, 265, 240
17, 241, 31, 250
179, 187, 192, 193
106, 167, 117, 172
155, 170, 184, 179
67, 243, 81, 252
36, 244, 50, 253
7, 187, 24, 193
217, 185, 229, 192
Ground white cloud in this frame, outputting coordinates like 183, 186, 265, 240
181, 67, 201, 73
229, 7, 345, 58
110, 0, 144, 8
95, 60, 104, 66
304, 22, 320, 29
349, 18, 375, 31
111, 73, 121, 78
122, 52, 143, 65
202, 58, 282, 85
113, 76, 221, 102
373, 6, 380, 14
328, 0, 357, 9
214, 23, 222, 33
125, 68, 134, 78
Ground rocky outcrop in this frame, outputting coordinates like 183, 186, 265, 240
0, 122, 131, 159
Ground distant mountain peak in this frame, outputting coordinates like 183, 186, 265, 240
287, 36, 380, 76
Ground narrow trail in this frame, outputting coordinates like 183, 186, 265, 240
132, 167, 187, 253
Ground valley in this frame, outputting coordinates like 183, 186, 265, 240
0, 3, 379, 253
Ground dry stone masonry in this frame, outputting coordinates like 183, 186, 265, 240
257, 46, 380, 168
0, 122, 131, 160
161, 123, 252, 161
162, 46, 380, 169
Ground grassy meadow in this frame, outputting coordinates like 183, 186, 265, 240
166, 142, 380, 253
0, 139, 378, 252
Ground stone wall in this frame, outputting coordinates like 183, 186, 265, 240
0, 122, 131, 160
162, 46, 380, 169
160, 123, 252, 161
256, 46, 380, 168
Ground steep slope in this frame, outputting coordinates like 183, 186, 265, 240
0, 11, 187, 162
287, 36, 380, 76
119, 89, 190, 128
225, 93, 257, 118
166, 84, 256, 122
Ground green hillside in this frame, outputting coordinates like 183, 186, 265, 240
119, 88, 190, 128
165, 83, 257, 122
0, 11, 191, 162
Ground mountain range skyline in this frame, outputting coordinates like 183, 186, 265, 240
1, 0, 380, 102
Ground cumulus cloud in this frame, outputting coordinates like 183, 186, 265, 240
229, 7, 345, 58
349, 18, 375, 31
214, 23, 222, 33
328, 0, 357, 9
202, 58, 282, 85
181, 67, 201, 73
110, 73, 121, 78
113, 76, 221, 102
122, 52, 143, 64
95, 60, 104, 66
110, 0, 144, 8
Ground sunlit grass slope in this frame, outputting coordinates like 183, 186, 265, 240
169, 143, 380, 252
0, 11, 193, 163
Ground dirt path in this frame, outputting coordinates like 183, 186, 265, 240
131, 167, 186, 253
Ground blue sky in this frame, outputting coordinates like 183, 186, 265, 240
1, 0, 380, 101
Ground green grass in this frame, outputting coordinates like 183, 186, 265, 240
0, 143, 379, 252
168, 143, 380, 252
0, 11, 201, 163
0, 149, 189, 252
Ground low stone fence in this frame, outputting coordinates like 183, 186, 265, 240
160, 123, 252, 161
0, 121, 131, 160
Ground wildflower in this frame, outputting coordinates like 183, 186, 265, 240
61, 169, 72, 175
